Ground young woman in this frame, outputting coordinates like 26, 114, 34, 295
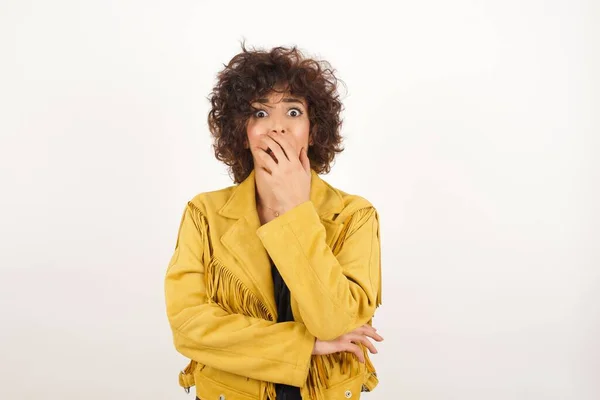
165, 44, 383, 400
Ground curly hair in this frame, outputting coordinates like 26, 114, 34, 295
207, 43, 345, 184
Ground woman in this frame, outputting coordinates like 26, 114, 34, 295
165, 44, 383, 400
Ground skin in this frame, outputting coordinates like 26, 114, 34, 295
246, 88, 313, 219
246, 88, 384, 361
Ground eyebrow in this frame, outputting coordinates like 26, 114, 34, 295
255, 97, 305, 105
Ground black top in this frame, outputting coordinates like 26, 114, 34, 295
270, 257, 302, 400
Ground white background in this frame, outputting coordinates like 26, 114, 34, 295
1, 1, 598, 399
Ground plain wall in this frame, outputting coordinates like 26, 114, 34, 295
0, 0, 598, 399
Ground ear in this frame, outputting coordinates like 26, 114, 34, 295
309, 124, 317, 146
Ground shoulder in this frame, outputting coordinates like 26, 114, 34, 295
339, 189, 375, 212
321, 180, 380, 239
322, 177, 378, 222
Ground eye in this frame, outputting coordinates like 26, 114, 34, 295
254, 110, 268, 118
287, 108, 304, 117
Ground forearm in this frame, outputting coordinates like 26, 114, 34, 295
167, 301, 315, 386
257, 201, 381, 340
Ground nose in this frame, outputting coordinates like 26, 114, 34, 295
269, 114, 286, 134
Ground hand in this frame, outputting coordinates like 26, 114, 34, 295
311, 324, 384, 363
254, 131, 311, 214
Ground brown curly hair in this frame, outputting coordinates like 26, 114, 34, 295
208, 42, 346, 184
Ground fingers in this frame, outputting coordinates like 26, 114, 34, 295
353, 324, 384, 342
299, 146, 310, 173
315, 327, 383, 364
254, 145, 277, 174
343, 324, 384, 360
342, 342, 365, 363
346, 333, 378, 355
260, 134, 288, 163
366, 329, 384, 342
267, 132, 298, 163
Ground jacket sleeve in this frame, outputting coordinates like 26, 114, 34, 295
256, 200, 382, 341
164, 202, 315, 387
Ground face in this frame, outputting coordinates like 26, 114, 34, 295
245, 89, 311, 165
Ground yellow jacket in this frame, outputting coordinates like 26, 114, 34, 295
165, 168, 382, 400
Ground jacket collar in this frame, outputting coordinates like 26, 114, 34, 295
218, 168, 344, 220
